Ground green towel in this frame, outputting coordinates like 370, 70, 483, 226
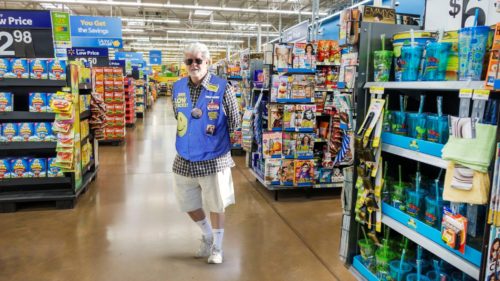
442, 123, 497, 173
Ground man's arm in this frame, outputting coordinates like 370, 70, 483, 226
223, 84, 241, 132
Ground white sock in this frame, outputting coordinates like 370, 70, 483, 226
213, 229, 224, 250
196, 218, 213, 239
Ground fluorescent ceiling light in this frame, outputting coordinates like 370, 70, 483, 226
194, 10, 213, 16
123, 37, 244, 43
210, 22, 272, 27
27, 0, 326, 16
166, 30, 279, 37
122, 17, 181, 24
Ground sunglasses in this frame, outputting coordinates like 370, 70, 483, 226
185, 58, 204, 65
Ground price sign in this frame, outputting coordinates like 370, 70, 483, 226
0, 10, 54, 58
426, 0, 500, 30
67, 47, 109, 68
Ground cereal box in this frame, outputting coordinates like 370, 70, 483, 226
29, 92, 47, 112
9, 59, 29, 79
18, 122, 35, 141
48, 59, 67, 80
34, 122, 54, 142
47, 157, 64, 177
45, 93, 56, 113
0, 58, 10, 78
0, 159, 11, 179
1, 123, 19, 142
29, 158, 47, 177
0, 92, 13, 112
10, 158, 30, 178
29, 59, 48, 79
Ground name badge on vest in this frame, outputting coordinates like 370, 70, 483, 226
206, 125, 216, 135
207, 83, 219, 93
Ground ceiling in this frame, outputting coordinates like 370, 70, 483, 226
3, 0, 355, 62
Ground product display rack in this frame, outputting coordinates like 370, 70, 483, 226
344, 22, 500, 281
247, 46, 355, 200
0, 64, 98, 212
124, 77, 136, 127
135, 78, 145, 118
229, 74, 245, 154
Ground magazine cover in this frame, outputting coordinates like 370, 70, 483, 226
264, 159, 282, 185
268, 104, 284, 131
338, 53, 358, 83
332, 167, 344, 182
282, 132, 297, 157
279, 159, 295, 185
283, 104, 296, 130
296, 133, 314, 157
300, 104, 317, 129
290, 75, 314, 100
294, 159, 315, 185
319, 168, 333, 183
293, 43, 307, 69
314, 92, 327, 114
262, 131, 282, 158
304, 43, 317, 69
273, 43, 293, 69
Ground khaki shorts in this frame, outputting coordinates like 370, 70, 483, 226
173, 168, 235, 213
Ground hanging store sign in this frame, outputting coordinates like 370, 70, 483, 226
70, 15, 122, 48
149, 50, 162, 65
51, 12, 71, 59
283, 20, 309, 43
67, 47, 109, 67
109, 59, 126, 75
425, 0, 500, 30
0, 10, 54, 58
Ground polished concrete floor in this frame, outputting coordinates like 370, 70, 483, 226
0, 97, 356, 281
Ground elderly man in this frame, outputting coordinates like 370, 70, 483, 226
171, 42, 240, 264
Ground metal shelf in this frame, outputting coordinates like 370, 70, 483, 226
364, 81, 486, 91
0, 177, 71, 188
382, 203, 480, 279
381, 143, 448, 169
0, 112, 56, 121
276, 68, 316, 74
0, 142, 57, 152
0, 79, 66, 87
352, 255, 378, 281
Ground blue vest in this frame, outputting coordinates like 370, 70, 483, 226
173, 75, 231, 162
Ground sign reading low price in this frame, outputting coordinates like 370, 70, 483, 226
67, 47, 109, 67
0, 10, 54, 58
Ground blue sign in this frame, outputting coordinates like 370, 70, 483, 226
70, 15, 122, 48
115, 51, 143, 61
110, 59, 125, 68
283, 20, 309, 43
67, 47, 109, 57
0, 10, 52, 28
149, 50, 162, 65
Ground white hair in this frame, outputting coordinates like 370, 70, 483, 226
184, 42, 211, 60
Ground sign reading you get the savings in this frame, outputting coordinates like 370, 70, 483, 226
70, 15, 122, 48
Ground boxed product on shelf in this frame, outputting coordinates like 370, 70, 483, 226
79, 95, 91, 113
47, 157, 64, 177
0, 123, 18, 141
29, 59, 48, 79
114, 128, 125, 138
114, 104, 125, 115
114, 117, 124, 127
104, 80, 114, 93
104, 68, 114, 81
18, 122, 35, 141
0, 92, 13, 112
104, 128, 115, 139
114, 92, 124, 103
0, 158, 11, 179
0, 58, 10, 78
7, 59, 29, 79
80, 120, 89, 139
104, 92, 114, 103
294, 159, 315, 185
29, 158, 46, 178
262, 131, 282, 158
279, 159, 295, 185
29, 92, 47, 112
34, 122, 56, 142
10, 158, 30, 178
48, 59, 67, 80
264, 159, 282, 185
45, 93, 56, 113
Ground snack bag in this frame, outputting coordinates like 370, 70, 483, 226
29, 92, 47, 112
0, 159, 11, 179
29, 158, 47, 177
10, 158, 30, 178
9, 59, 29, 79
18, 122, 34, 141
0, 92, 13, 112
29, 59, 48, 79
47, 157, 65, 177
48, 59, 67, 80
50, 91, 73, 113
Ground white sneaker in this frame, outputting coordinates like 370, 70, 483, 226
207, 246, 223, 264
195, 235, 213, 258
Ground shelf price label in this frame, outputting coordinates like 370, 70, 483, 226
370, 86, 384, 95
459, 88, 473, 98
67, 47, 109, 68
473, 89, 490, 100
0, 10, 54, 58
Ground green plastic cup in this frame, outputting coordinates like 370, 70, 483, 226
374, 50, 394, 82
392, 183, 407, 211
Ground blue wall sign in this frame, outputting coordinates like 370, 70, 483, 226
70, 15, 122, 48
0, 10, 52, 28
283, 20, 309, 43
149, 50, 162, 65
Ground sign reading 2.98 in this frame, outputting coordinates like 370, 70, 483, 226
0, 10, 54, 58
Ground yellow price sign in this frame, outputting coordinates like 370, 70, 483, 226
370, 86, 384, 95
473, 89, 490, 100
459, 88, 473, 98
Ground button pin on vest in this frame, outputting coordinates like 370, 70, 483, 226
191, 108, 203, 119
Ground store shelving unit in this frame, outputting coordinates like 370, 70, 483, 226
0, 65, 98, 212
124, 77, 136, 127
135, 78, 145, 118
364, 81, 487, 91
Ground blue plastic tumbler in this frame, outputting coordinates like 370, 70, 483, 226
422, 42, 452, 81
391, 111, 407, 136
389, 260, 413, 281
426, 114, 449, 144
401, 45, 424, 81
407, 112, 427, 140
458, 26, 491, 81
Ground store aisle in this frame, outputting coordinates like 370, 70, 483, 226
0, 97, 354, 281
